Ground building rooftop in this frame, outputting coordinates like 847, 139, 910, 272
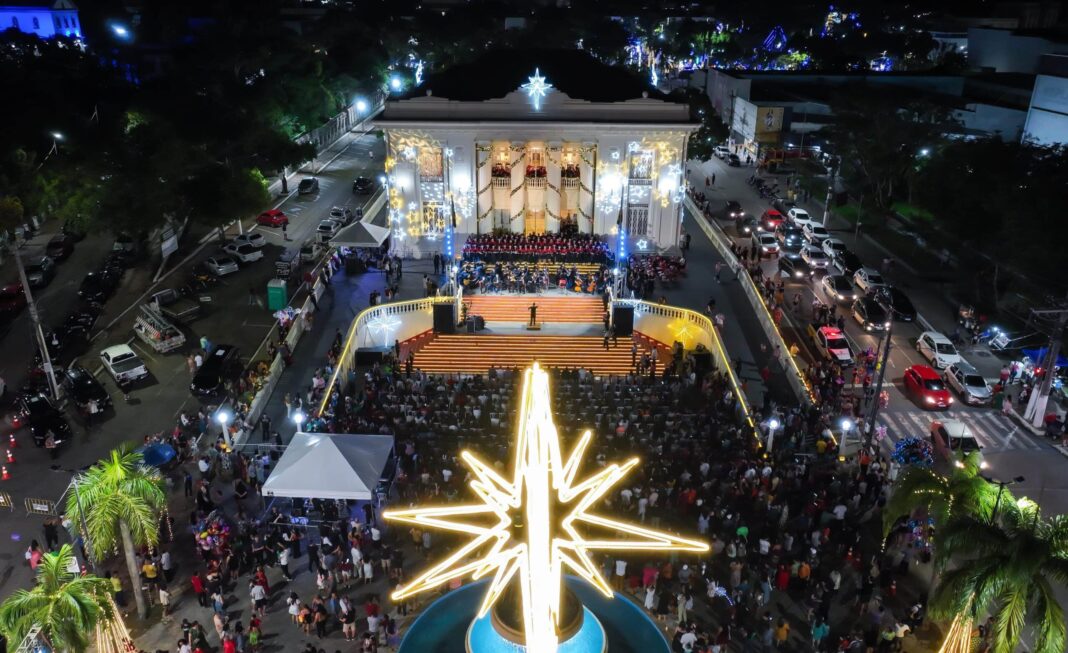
409, 49, 666, 103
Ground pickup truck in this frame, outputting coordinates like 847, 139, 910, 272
150, 288, 202, 324
807, 323, 855, 367
100, 344, 150, 382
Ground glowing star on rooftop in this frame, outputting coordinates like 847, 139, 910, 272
521, 68, 553, 111
384, 363, 708, 653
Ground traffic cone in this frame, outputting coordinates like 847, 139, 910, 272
2, 466, 10, 480
8, 434, 15, 448
5, 449, 13, 463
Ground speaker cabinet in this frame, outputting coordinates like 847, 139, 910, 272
433, 303, 456, 333
612, 305, 634, 336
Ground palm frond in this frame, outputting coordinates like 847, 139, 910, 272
1031, 578, 1067, 653
991, 585, 1029, 653
930, 566, 979, 620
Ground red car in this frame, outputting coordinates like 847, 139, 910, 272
0, 282, 26, 319
761, 209, 785, 231
903, 364, 953, 410
256, 209, 289, 227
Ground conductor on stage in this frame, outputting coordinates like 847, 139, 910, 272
528, 302, 538, 327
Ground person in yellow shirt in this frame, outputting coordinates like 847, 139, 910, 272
141, 559, 159, 588
774, 619, 791, 647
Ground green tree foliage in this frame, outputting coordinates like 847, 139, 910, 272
64, 446, 166, 620
0, 545, 114, 653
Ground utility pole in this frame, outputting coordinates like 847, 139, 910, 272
1023, 300, 1068, 428
14, 247, 60, 400
821, 157, 837, 226
865, 306, 893, 446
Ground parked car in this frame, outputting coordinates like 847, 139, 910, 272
727, 153, 741, 166
724, 200, 743, 219
802, 223, 831, 244
298, 177, 320, 194
14, 393, 71, 447
45, 234, 75, 261
808, 324, 855, 366
760, 209, 785, 231
877, 286, 916, 322
78, 270, 120, 304
751, 232, 779, 257
904, 364, 953, 410
833, 249, 864, 276
713, 145, 730, 159
230, 233, 266, 249
944, 361, 992, 405
929, 419, 985, 466
24, 256, 56, 288
112, 234, 142, 263
787, 208, 818, 229
150, 288, 202, 324
222, 243, 264, 264
852, 268, 886, 294
820, 274, 856, 303
778, 253, 815, 280
100, 344, 150, 382
800, 245, 830, 270
62, 364, 111, 410
916, 330, 961, 369
317, 219, 342, 241
202, 256, 240, 276
190, 344, 242, 398
821, 238, 847, 259
352, 177, 375, 194
256, 209, 289, 227
300, 240, 324, 263
0, 282, 26, 319
851, 297, 890, 332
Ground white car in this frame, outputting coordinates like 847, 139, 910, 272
100, 344, 149, 382
803, 224, 831, 244
800, 245, 830, 269
853, 268, 886, 294
944, 362, 992, 405
929, 419, 985, 468
820, 274, 856, 302
822, 238, 847, 259
917, 331, 962, 369
713, 145, 730, 159
222, 243, 264, 263
329, 206, 346, 220
787, 208, 818, 229
202, 256, 240, 276
317, 219, 341, 238
230, 233, 266, 249
751, 232, 779, 256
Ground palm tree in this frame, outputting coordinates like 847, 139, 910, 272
930, 501, 1068, 653
64, 445, 166, 619
882, 451, 998, 540
0, 544, 113, 653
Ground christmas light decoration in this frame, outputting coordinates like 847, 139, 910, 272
384, 364, 708, 653
521, 68, 553, 111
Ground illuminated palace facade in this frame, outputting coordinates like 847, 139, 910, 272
374, 56, 698, 256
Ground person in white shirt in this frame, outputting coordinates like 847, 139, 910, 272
680, 630, 698, 651
833, 503, 848, 520
250, 582, 267, 616
613, 559, 627, 591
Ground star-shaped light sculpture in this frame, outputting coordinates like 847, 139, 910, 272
521, 68, 553, 111
384, 363, 708, 653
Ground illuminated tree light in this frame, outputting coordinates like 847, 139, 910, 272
384, 364, 708, 653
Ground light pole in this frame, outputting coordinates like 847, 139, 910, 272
821, 157, 837, 226
840, 417, 854, 453
864, 296, 894, 447
766, 417, 781, 453
292, 409, 305, 431
216, 408, 232, 446
982, 475, 1025, 524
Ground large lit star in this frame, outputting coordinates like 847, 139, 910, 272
521, 68, 553, 110
384, 364, 708, 653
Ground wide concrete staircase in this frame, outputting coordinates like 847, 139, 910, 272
463, 295, 604, 323
412, 334, 639, 375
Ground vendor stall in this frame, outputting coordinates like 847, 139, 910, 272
262, 432, 395, 501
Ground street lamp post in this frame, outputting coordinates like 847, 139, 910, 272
840, 418, 854, 453
292, 409, 305, 431
821, 157, 837, 226
766, 417, 781, 454
982, 475, 1025, 524
865, 299, 894, 447
216, 408, 232, 446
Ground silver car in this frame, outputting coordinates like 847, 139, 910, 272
202, 256, 240, 276
944, 362, 992, 405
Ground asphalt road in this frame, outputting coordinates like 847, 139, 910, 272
0, 129, 385, 592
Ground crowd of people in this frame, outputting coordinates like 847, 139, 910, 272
623, 254, 688, 299
456, 260, 612, 294
462, 232, 613, 264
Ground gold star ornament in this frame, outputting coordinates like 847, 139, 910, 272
384, 363, 709, 653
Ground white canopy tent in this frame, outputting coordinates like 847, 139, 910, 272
262, 432, 394, 500
330, 220, 390, 248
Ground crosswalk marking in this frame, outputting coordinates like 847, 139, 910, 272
875, 410, 1049, 454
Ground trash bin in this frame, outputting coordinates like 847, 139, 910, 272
266, 279, 288, 311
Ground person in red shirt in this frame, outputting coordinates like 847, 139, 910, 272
222, 637, 236, 653
191, 573, 207, 607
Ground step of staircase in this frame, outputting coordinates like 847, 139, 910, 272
462, 295, 604, 323
412, 334, 641, 375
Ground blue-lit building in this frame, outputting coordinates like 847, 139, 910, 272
0, 0, 80, 39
